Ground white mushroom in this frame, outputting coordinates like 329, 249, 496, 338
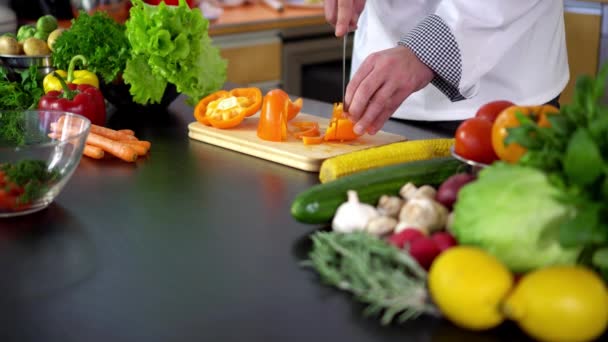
366, 216, 398, 236
376, 195, 404, 218
397, 197, 449, 234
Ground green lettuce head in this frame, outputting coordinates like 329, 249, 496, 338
452, 163, 581, 273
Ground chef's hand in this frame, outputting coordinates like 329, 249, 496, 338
324, 0, 366, 37
345, 45, 434, 135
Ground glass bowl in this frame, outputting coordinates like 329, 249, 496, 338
0, 110, 91, 217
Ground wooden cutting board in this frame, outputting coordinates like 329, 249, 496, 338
187, 112, 406, 172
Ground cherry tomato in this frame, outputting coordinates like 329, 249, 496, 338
491, 105, 558, 163
454, 118, 499, 165
475, 100, 515, 123
0, 189, 18, 211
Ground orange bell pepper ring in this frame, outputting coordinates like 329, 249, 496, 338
193, 87, 263, 129
324, 103, 360, 142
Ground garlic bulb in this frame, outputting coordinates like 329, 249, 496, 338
332, 190, 379, 233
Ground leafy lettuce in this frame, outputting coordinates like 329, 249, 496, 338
452, 163, 581, 273
124, 0, 227, 105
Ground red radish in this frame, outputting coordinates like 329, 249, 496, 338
408, 238, 441, 270
435, 173, 476, 210
431, 232, 458, 252
387, 228, 425, 249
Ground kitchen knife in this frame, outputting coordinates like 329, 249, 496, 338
342, 31, 348, 106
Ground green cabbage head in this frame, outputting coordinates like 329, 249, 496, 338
452, 163, 581, 273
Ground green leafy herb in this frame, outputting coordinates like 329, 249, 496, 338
0, 111, 26, 146
1, 160, 59, 204
52, 11, 131, 83
304, 231, 439, 325
0, 65, 45, 146
0, 64, 44, 111
124, 0, 227, 105
506, 63, 608, 276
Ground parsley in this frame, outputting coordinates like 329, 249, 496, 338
0, 64, 44, 111
506, 65, 608, 276
51, 11, 131, 83
0, 65, 45, 146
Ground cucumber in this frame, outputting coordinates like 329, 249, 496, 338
291, 157, 464, 224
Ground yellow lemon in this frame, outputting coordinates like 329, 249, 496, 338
428, 246, 514, 331
503, 266, 608, 342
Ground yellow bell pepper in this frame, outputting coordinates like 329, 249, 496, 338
43, 55, 99, 93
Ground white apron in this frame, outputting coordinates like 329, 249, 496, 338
352, 0, 570, 121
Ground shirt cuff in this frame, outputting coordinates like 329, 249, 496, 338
398, 14, 465, 102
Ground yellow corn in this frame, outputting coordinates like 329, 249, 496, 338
319, 138, 455, 183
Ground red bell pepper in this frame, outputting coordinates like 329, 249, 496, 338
38, 72, 106, 126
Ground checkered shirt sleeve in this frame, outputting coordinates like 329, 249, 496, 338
398, 14, 465, 101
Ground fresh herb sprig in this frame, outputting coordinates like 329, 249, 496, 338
304, 231, 440, 325
505, 65, 608, 276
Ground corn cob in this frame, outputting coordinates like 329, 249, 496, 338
319, 138, 455, 183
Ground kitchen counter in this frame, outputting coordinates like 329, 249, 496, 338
208, 3, 326, 36
0, 95, 576, 342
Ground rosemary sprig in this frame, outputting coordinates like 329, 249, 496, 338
303, 231, 440, 325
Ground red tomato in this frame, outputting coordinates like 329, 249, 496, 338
454, 118, 499, 165
475, 100, 515, 123
0, 189, 18, 210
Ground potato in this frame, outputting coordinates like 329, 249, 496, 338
0, 35, 22, 55
47, 28, 65, 52
22, 37, 50, 56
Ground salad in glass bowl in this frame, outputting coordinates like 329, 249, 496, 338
0, 110, 90, 217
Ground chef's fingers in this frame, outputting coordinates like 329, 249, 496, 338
324, 0, 337, 27
344, 54, 375, 117
352, 83, 394, 135
365, 87, 411, 135
335, 0, 355, 37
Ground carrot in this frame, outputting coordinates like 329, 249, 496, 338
119, 140, 149, 155
86, 132, 138, 162
84, 144, 105, 159
118, 129, 135, 136
90, 124, 138, 141
120, 139, 151, 150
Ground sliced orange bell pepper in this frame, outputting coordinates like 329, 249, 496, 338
193, 87, 263, 129
257, 89, 289, 141
257, 89, 305, 141
194, 90, 229, 126
324, 102, 360, 142
290, 121, 320, 139
302, 135, 324, 145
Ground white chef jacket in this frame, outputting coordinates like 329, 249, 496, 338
352, 0, 570, 121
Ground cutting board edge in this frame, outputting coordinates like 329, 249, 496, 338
188, 130, 323, 172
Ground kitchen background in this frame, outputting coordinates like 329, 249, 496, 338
0, 0, 605, 105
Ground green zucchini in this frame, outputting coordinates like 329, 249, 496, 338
291, 157, 464, 224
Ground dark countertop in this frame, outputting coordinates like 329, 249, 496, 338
0, 95, 534, 342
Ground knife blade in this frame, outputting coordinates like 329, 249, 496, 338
342, 31, 348, 106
